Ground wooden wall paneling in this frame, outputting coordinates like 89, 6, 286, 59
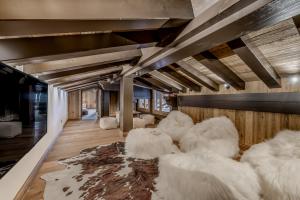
178, 106, 300, 147
68, 90, 81, 120
109, 91, 119, 116
101, 91, 110, 117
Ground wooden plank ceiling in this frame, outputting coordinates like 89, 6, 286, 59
0, 0, 299, 93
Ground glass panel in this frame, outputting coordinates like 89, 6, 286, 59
138, 99, 145, 108
144, 99, 149, 109
161, 94, 171, 112
154, 91, 161, 111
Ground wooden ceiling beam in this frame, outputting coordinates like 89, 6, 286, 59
56, 77, 105, 88
64, 82, 99, 91
134, 0, 300, 76
38, 61, 129, 81
0, 20, 189, 39
23, 49, 142, 74
66, 84, 99, 93
159, 67, 201, 92
0, 0, 193, 20
134, 77, 171, 93
228, 38, 281, 88
47, 66, 122, 84
0, 33, 139, 64
193, 51, 245, 90
149, 70, 185, 92
138, 76, 179, 93
174, 62, 219, 91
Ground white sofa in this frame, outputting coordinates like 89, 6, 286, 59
0, 122, 22, 138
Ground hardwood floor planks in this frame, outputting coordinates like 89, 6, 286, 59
21, 120, 124, 200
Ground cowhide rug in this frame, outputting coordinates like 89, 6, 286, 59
42, 142, 159, 200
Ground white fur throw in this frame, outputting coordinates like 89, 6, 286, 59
241, 130, 300, 200
157, 111, 194, 141
153, 151, 261, 200
99, 117, 118, 130
140, 114, 155, 125
180, 116, 239, 158
133, 117, 146, 129
125, 128, 179, 159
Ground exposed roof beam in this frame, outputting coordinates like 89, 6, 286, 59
138, 76, 179, 93
56, 77, 105, 88
193, 51, 245, 90
135, 77, 171, 93
0, 20, 189, 39
23, 49, 141, 74
174, 61, 219, 91
133, 0, 300, 76
0, 0, 193, 20
228, 38, 281, 88
159, 67, 201, 92
38, 61, 127, 81
1, 33, 139, 64
149, 70, 185, 92
47, 66, 122, 84
66, 84, 99, 93
64, 82, 99, 91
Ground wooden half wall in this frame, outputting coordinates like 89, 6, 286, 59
179, 106, 300, 147
178, 79, 300, 147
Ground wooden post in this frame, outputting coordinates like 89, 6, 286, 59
120, 76, 133, 133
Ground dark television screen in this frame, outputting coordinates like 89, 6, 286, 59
0, 63, 48, 178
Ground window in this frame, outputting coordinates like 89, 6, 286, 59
138, 99, 150, 110
154, 90, 171, 113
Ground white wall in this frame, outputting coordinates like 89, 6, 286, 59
0, 85, 68, 200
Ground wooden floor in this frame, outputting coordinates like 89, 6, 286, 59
22, 120, 124, 200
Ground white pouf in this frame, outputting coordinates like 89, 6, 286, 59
125, 128, 179, 159
241, 130, 300, 200
0, 122, 22, 138
99, 117, 118, 130
157, 111, 194, 141
140, 114, 155, 125
153, 151, 261, 200
180, 116, 239, 158
133, 117, 146, 129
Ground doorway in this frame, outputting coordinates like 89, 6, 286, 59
81, 88, 98, 120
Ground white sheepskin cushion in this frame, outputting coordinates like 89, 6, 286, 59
125, 128, 179, 159
153, 151, 261, 200
140, 114, 155, 125
99, 117, 118, 130
180, 116, 239, 158
241, 130, 300, 200
157, 111, 194, 141
133, 117, 146, 129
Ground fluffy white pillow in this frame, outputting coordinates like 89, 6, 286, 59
153, 151, 261, 200
125, 128, 179, 159
180, 116, 239, 158
157, 111, 194, 141
241, 130, 300, 200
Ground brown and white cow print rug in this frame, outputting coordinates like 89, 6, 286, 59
42, 142, 159, 200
